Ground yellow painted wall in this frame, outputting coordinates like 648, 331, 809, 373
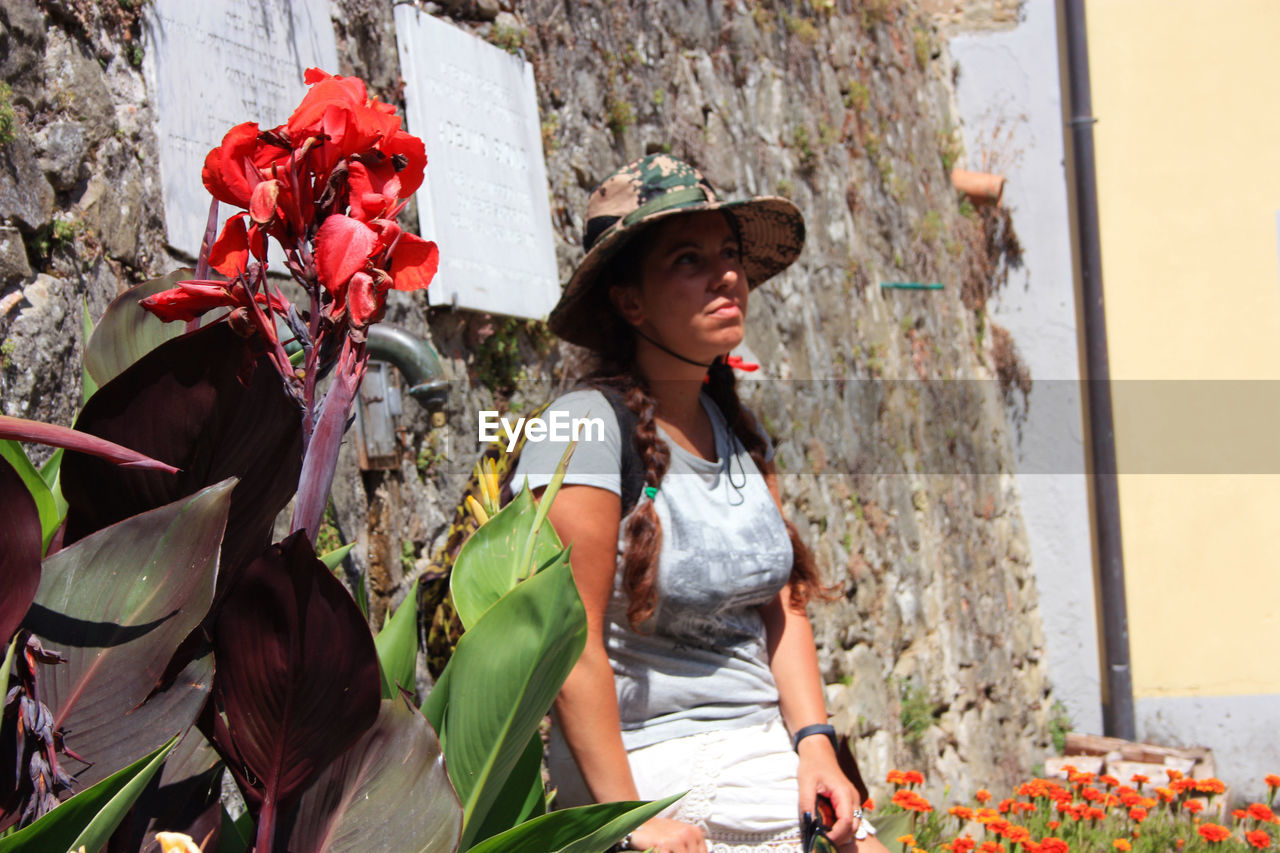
1086, 0, 1280, 697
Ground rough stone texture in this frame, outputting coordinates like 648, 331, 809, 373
921, 0, 1025, 34
1, 0, 1051, 797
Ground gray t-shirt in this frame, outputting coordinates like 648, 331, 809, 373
512, 389, 793, 749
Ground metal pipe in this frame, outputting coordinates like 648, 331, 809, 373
1060, 0, 1135, 739
364, 323, 449, 414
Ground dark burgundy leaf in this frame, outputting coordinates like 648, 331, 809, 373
0, 457, 41, 644
61, 322, 302, 596
210, 533, 379, 831
28, 483, 228, 786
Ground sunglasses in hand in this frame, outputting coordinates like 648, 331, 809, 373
801, 794, 839, 853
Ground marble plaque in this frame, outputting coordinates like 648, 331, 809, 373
394, 8, 559, 319
141, 0, 338, 260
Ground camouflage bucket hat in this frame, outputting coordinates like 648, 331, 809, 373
548, 153, 806, 352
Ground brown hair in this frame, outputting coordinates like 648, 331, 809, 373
584, 226, 831, 630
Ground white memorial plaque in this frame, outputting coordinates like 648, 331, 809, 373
394, 8, 559, 319
142, 0, 338, 260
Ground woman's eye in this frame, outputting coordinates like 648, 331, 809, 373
675, 251, 699, 266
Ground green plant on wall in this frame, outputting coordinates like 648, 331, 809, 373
0, 82, 17, 146
899, 677, 933, 745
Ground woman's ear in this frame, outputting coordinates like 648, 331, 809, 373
609, 284, 645, 327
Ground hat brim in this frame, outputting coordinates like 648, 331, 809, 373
548, 196, 805, 352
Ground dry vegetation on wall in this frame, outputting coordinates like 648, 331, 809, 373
0, 0, 1046, 793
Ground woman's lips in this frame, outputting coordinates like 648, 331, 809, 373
709, 301, 742, 317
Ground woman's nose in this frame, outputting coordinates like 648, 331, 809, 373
711, 256, 743, 290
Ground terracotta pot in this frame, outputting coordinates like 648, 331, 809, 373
951, 169, 1005, 204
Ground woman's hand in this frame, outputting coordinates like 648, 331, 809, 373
628, 816, 706, 853
796, 737, 861, 844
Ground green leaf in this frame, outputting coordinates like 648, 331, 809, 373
0, 735, 178, 853
83, 271, 190, 389
81, 296, 98, 405
216, 806, 253, 853
374, 580, 419, 699
38, 448, 68, 526
450, 486, 563, 630
464, 734, 545, 847
0, 636, 15, 723
443, 556, 585, 849
0, 440, 59, 554
319, 542, 355, 571
875, 812, 913, 853
420, 658, 451, 739
289, 695, 462, 853
466, 794, 683, 853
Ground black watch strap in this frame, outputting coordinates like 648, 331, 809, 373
792, 723, 837, 752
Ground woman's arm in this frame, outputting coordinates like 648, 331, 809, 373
759, 462, 862, 844
539, 484, 705, 853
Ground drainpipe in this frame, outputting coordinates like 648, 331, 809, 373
1060, 0, 1135, 740
365, 323, 449, 425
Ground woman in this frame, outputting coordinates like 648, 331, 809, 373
513, 155, 888, 853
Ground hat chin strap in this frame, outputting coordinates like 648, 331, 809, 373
632, 326, 716, 369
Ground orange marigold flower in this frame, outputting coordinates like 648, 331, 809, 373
1048, 821, 1060, 831
864, 798, 875, 811
1196, 778, 1226, 795
1131, 774, 1149, 786
1172, 778, 1196, 794
1106, 794, 1121, 808
1113, 841, 1132, 852
952, 806, 976, 821
1018, 803, 1038, 815
1167, 768, 1184, 782
904, 770, 926, 786
1247, 830, 1272, 849
1068, 771, 1095, 786
976, 809, 1000, 824
1198, 824, 1232, 843
1156, 787, 1176, 803
945, 836, 977, 853
1249, 804, 1278, 823
1038, 837, 1069, 853
1236, 809, 1251, 820
1082, 787, 1104, 803
892, 790, 934, 814
887, 770, 910, 786
1100, 775, 1120, 788
976, 789, 993, 804
1266, 775, 1280, 789
998, 798, 1015, 814
1185, 800, 1205, 815
980, 843, 1004, 853
1129, 806, 1148, 823
1120, 791, 1143, 807
1022, 843, 1041, 853
1086, 808, 1107, 822
1176, 838, 1185, 850
898, 835, 918, 847
1006, 826, 1032, 844
987, 819, 1012, 836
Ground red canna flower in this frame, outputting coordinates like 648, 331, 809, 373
208, 214, 268, 277
139, 280, 239, 323
201, 122, 290, 209
287, 69, 400, 167
725, 354, 759, 372
1198, 824, 1231, 843
1248, 830, 1272, 849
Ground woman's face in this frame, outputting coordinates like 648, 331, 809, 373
614, 210, 748, 362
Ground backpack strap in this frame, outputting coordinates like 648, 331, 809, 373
595, 386, 644, 517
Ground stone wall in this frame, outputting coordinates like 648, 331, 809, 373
0, 0, 1049, 797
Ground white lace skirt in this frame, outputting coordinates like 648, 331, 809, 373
549, 714, 874, 852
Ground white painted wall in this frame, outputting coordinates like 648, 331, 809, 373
948, 0, 1104, 736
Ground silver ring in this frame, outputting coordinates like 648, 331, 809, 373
852, 808, 863, 819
